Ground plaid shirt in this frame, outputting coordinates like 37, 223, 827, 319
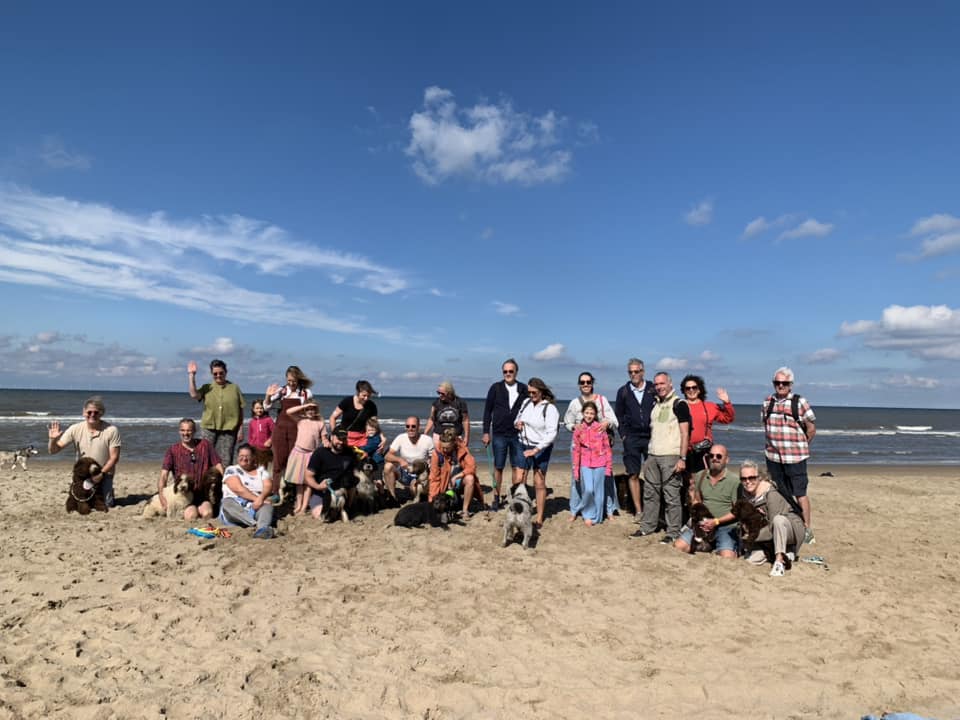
162, 439, 222, 489
763, 393, 816, 464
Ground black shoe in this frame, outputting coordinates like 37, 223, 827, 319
629, 529, 652, 538
660, 535, 675, 545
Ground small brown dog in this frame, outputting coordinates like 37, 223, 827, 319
196, 467, 224, 513
731, 499, 768, 544
66, 457, 108, 514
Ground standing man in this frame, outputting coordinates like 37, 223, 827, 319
762, 367, 817, 544
48, 396, 122, 507
615, 358, 656, 521
630, 372, 690, 543
673, 444, 740, 559
382, 416, 435, 502
188, 358, 245, 465
481, 358, 528, 511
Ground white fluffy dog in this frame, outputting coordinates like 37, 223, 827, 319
143, 473, 194, 519
502, 483, 534, 549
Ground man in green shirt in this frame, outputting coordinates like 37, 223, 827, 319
188, 358, 245, 465
673, 444, 741, 558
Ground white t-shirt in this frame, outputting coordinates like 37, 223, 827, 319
388, 433, 435, 464
506, 381, 519, 409
222, 465, 271, 501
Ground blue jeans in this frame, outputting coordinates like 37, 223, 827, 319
101, 472, 115, 508
679, 522, 740, 553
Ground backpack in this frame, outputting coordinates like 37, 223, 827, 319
764, 394, 807, 433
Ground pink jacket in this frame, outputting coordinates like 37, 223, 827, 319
572, 421, 612, 474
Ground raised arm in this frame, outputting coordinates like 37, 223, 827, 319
187, 361, 200, 399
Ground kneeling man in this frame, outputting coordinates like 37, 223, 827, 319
382, 416, 434, 501
674, 444, 740, 558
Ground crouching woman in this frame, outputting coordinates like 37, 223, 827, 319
739, 459, 805, 577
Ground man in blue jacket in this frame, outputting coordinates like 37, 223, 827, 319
481, 358, 528, 511
614, 358, 656, 521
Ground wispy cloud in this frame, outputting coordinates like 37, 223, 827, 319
907, 213, 960, 259
684, 199, 713, 226
656, 350, 720, 373
532, 343, 566, 361
881, 374, 939, 389
741, 214, 794, 239
778, 218, 834, 241
405, 86, 575, 185
657, 357, 688, 371
840, 304, 960, 360
803, 348, 844, 364
39, 136, 92, 170
0, 185, 414, 341
493, 301, 520, 316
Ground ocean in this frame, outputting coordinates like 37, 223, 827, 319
2, 389, 959, 466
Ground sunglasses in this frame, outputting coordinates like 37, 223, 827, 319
628, 370, 643, 375
579, 380, 593, 386
708, 453, 726, 459
773, 381, 792, 387
502, 369, 516, 375
683, 385, 698, 392
190, 452, 196, 463
85, 410, 101, 416
405, 424, 418, 429
741, 475, 759, 481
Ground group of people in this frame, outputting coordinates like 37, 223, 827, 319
45, 357, 818, 570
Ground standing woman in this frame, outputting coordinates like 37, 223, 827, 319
515, 377, 560, 528
424, 380, 470, 446
680, 375, 735, 476
188, 359, 244, 465
563, 372, 619, 519
329, 380, 379, 450
265, 366, 314, 482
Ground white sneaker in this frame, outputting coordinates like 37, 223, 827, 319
770, 560, 785, 577
745, 549, 768, 565
786, 552, 795, 563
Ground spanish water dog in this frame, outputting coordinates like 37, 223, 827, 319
687, 502, 717, 554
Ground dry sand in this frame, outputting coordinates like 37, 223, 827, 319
2, 460, 959, 719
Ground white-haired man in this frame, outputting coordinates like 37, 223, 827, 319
762, 367, 817, 544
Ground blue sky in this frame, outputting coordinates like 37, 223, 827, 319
1, 2, 958, 407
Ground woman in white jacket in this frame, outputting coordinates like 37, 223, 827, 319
515, 377, 559, 527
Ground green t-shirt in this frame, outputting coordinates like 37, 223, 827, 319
197, 382, 245, 431
695, 469, 740, 520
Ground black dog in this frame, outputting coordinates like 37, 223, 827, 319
394, 494, 456, 529
687, 502, 717, 554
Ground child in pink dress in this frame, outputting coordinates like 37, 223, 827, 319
571, 401, 613, 526
247, 400, 275, 451
283, 402, 328, 514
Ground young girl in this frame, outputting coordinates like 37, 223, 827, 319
283, 402, 328, 515
571, 401, 612, 526
247, 400, 275, 451
358, 417, 387, 466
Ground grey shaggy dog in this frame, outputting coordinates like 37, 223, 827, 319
502, 483, 534, 549
0, 445, 39, 471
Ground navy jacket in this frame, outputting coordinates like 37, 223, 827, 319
482, 381, 528, 437
615, 380, 656, 443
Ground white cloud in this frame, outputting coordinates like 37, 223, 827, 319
778, 218, 834, 241
0, 186, 413, 342
34, 331, 61, 344
657, 356, 688, 371
803, 348, 844, 364
840, 304, 960, 360
493, 301, 520, 316
685, 199, 713, 226
908, 213, 960, 258
39, 136, 92, 170
741, 214, 793, 239
882, 374, 940, 389
532, 343, 566, 361
699, 350, 720, 363
406, 86, 574, 185
191, 337, 235, 355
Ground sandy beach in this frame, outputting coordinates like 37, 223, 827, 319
2, 460, 959, 720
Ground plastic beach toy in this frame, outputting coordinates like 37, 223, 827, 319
187, 525, 232, 539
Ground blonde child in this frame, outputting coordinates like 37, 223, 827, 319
283, 402, 328, 514
358, 417, 387, 466
571, 401, 612, 526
